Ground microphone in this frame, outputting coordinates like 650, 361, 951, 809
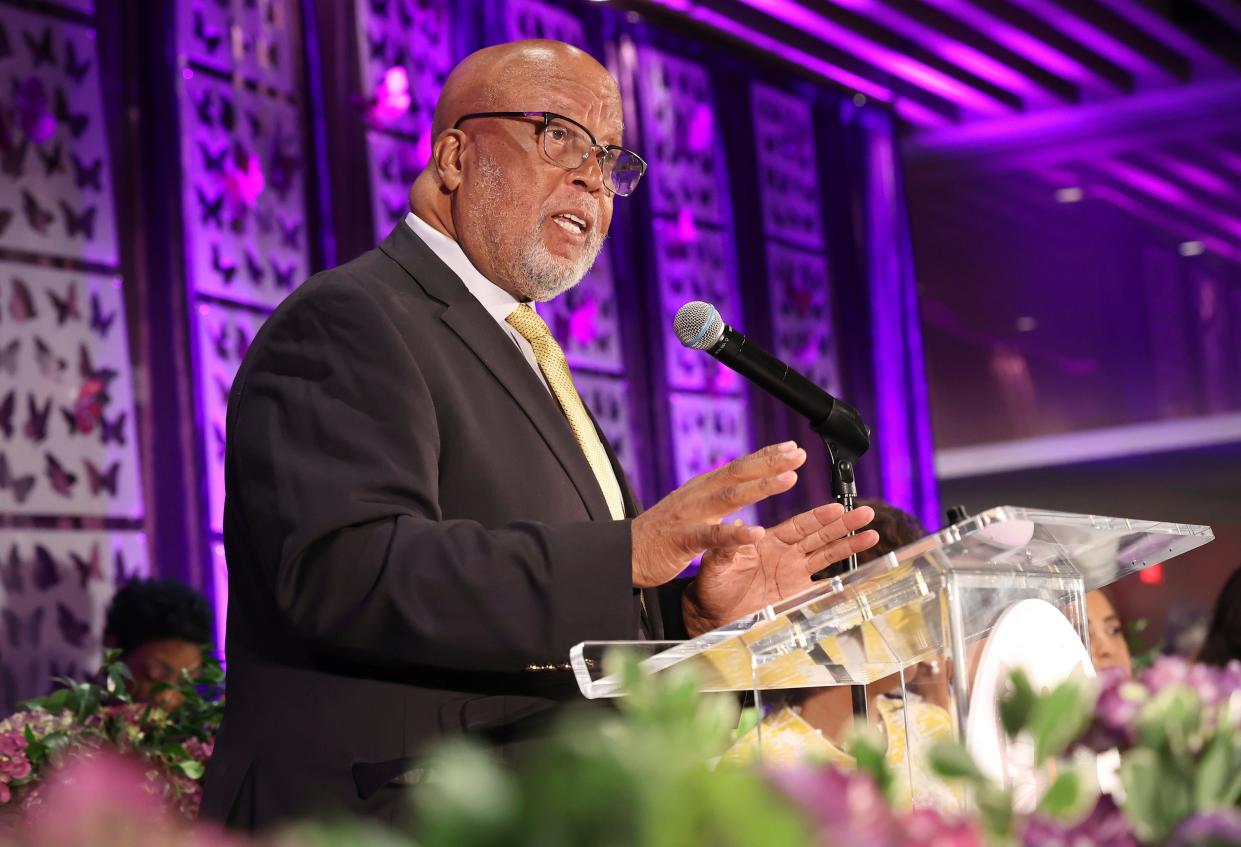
673, 301, 870, 457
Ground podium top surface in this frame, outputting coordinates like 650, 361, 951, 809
571, 506, 1213, 698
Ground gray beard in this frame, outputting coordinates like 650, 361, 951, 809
475, 154, 605, 302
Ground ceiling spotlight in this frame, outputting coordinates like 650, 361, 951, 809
853, 93, 867, 106
1178, 241, 1205, 257
1055, 187, 1083, 204
1015, 316, 1037, 332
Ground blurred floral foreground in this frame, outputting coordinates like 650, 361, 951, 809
2, 651, 1241, 847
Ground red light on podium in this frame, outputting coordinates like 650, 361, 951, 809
1139, 563, 1165, 585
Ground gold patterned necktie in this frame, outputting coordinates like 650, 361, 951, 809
506, 304, 626, 520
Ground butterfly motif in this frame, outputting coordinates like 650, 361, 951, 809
197, 186, 225, 227
1, 546, 22, 594
8, 277, 36, 321
0, 452, 36, 504
34, 336, 67, 381
45, 452, 77, 496
212, 243, 238, 283
194, 8, 224, 54
60, 405, 80, 437
48, 658, 80, 682
1, 137, 29, 179
78, 342, 118, 387
2, 607, 44, 649
53, 88, 89, 139
199, 140, 228, 173
277, 217, 302, 249
84, 458, 119, 496
212, 421, 226, 460
36, 142, 64, 176
70, 543, 103, 588
0, 208, 12, 237
193, 90, 214, 127
370, 0, 390, 16
270, 258, 296, 291
114, 549, 138, 587
209, 322, 230, 361
382, 195, 406, 223
24, 395, 51, 443
367, 33, 387, 62
0, 389, 14, 436
0, 342, 18, 379
64, 38, 91, 82
244, 249, 264, 285
90, 291, 116, 339
245, 110, 262, 139
56, 602, 91, 648
23, 27, 54, 67
234, 324, 252, 359
100, 410, 127, 446
22, 189, 54, 234
70, 153, 102, 191
33, 545, 61, 591
212, 373, 231, 405
48, 282, 80, 325
60, 200, 96, 239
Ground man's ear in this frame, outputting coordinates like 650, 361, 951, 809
432, 130, 467, 191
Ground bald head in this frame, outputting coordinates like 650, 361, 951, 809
431, 40, 620, 139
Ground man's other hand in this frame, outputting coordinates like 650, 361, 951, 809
630, 442, 806, 589
681, 503, 879, 636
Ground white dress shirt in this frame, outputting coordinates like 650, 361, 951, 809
404, 211, 550, 394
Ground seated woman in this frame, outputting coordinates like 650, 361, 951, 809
1198, 565, 1241, 667
103, 579, 213, 709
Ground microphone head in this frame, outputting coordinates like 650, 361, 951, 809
674, 301, 725, 350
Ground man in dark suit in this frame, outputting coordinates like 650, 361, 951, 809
201, 39, 877, 830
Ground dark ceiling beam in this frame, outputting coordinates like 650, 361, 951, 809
1192, 0, 1241, 34
903, 79, 1241, 175
1085, 181, 1241, 264
920, 0, 1132, 97
1098, 0, 1237, 76
718, 0, 1017, 117
878, 0, 1080, 104
1083, 159, 1241, 254
625, 0, 961, 126
1127, 149, 1241, 221
1007, 0, 1189, 85
792, 0, 1026, 112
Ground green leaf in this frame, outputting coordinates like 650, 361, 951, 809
176, 759, 205, 780
1120, 748, 1191, 844
849, 724, 894, 801
999, 669, 1036, 739
928, 740, 984, 782
975, 783, 1015, 839
1193, 731, 1237, 810
1036, 770, 1082, 819
1028, 677, 1095, 761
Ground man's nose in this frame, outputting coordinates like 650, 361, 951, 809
571, 150, 606, 192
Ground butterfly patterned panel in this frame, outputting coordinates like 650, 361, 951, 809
575, 372, 640, 504
0, 7, 118, 265
652, 219, 743, 394
0, 529, 150, 714
367, 131, 421, 243
178, 71, 308, 309
536, 244, 623, 374
668, 392, 755, 526
193, 299, 266, 534
177, 0, 298, 93
354, 0, 453, 144
504, 0, 587, 46
635, 47, 728, 226
767, 243, 841, 397
750, 83, 824, 251
0, 263, 142, 517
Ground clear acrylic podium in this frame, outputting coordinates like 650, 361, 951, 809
570, 507, 1213, 807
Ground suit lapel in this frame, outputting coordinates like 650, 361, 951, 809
378, 224, 613, 522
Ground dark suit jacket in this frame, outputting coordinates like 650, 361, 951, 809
200, 224, 664, 831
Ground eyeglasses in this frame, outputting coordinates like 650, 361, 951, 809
452, 111, 648, 197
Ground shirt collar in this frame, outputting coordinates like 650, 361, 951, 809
404, 211, 523, 322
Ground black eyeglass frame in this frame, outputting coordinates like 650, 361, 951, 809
452, 110, 648, 197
